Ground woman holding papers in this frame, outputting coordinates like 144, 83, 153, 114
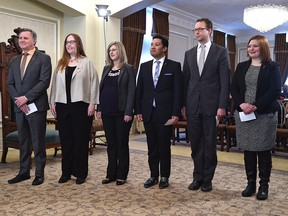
231, 35, 281, 200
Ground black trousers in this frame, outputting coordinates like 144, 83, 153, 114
143, 108, 173, 179
187, 113, 217, 183
56, 102, 92, 179
102, 114, 132, 180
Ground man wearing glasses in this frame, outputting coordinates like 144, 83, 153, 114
182, 18, 230, 192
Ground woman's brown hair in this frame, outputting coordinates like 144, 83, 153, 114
56, 33, 87, 72
247, 35, 271, 63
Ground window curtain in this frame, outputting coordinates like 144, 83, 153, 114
152, 8, 169, 38
122, 9, 146, 72
227, 34, 236, 74
274, 33, 288, 86
213, 30, 225, 47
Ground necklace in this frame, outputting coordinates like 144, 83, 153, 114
70, 58, 77, 62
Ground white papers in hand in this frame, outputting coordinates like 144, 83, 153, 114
164, 119, 175, 126
239, 111, 256, 122
26, 103, 38, 115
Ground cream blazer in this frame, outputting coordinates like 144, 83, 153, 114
50, 57, 99, 105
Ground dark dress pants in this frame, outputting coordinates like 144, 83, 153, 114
56, 102, 92, 179
16, 111, 47, 177
143, 108, 172, 179
102, 114, 132, 180
187, 113, 218, 182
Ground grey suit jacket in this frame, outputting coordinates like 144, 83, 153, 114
183, 43, 230, 116
7, 50, 52, 112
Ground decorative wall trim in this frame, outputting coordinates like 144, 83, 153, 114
169, 31, 190, 65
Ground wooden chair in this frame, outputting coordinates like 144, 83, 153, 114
172, 120, 189, 145
217, 123, 226, 151
0, 29, 61, 163
275, 100, 288, 153
89, 118, 107, 155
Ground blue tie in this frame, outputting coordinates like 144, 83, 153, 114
154, 61, 160, 87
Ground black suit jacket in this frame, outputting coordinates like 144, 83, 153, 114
231, 60, 281, 114
135, 58, 183, 124
183, 43, 230, 116
7, 50, 52, 112
98, 64, 136, 116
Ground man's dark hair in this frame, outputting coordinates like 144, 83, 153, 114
20, 28, 37, 41
153, 34, 169, 48
196, 18, 213, 30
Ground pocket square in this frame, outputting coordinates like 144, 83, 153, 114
164, 73, 173, 76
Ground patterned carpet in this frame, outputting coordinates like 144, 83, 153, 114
0, 146, 288, 216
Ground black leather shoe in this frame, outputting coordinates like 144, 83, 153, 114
201, 182, 212, 192
188, 180, 203, 190
58, 176, 71, 184
8, 175, 31, 184
102, 178, 115, 184
256, 186, 268, 200
159, 177, 169, 189
242, 183, 256, 197
144, 177, 158, 188
32, 177, 44, 186
116, 179, 126, 186
76, 178, 85, 184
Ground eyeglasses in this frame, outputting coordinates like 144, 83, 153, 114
193, 28, 207, 32
66, 40, 76, 45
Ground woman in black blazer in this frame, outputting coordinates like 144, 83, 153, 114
96, 41, 136, 185
231, 35, 281, 200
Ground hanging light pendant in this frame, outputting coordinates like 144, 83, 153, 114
243, 4, 288, 33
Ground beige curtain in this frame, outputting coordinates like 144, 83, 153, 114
122, 9, 146, 72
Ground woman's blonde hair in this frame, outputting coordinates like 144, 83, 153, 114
106, 41, 128, 68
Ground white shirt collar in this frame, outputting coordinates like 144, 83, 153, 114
153, 56, 165, 64
198, 40, 212, 50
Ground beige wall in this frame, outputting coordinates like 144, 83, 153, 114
0, 0, 122, 75
0, 0, 122, 121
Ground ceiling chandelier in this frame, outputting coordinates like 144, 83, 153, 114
243, 4, 288, 33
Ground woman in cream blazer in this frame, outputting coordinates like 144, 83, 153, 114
50, 33, 99, 185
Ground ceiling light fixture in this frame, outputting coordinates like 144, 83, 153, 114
243, 4, 288, 33
95, 4, 111, 22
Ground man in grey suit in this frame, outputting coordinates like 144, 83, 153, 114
7, 28, 52, 186
183, 18, 230, 192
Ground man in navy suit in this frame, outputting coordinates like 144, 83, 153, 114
136, 35, 183, 189
183, 18, 230, 192
7, 28, 52, 186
